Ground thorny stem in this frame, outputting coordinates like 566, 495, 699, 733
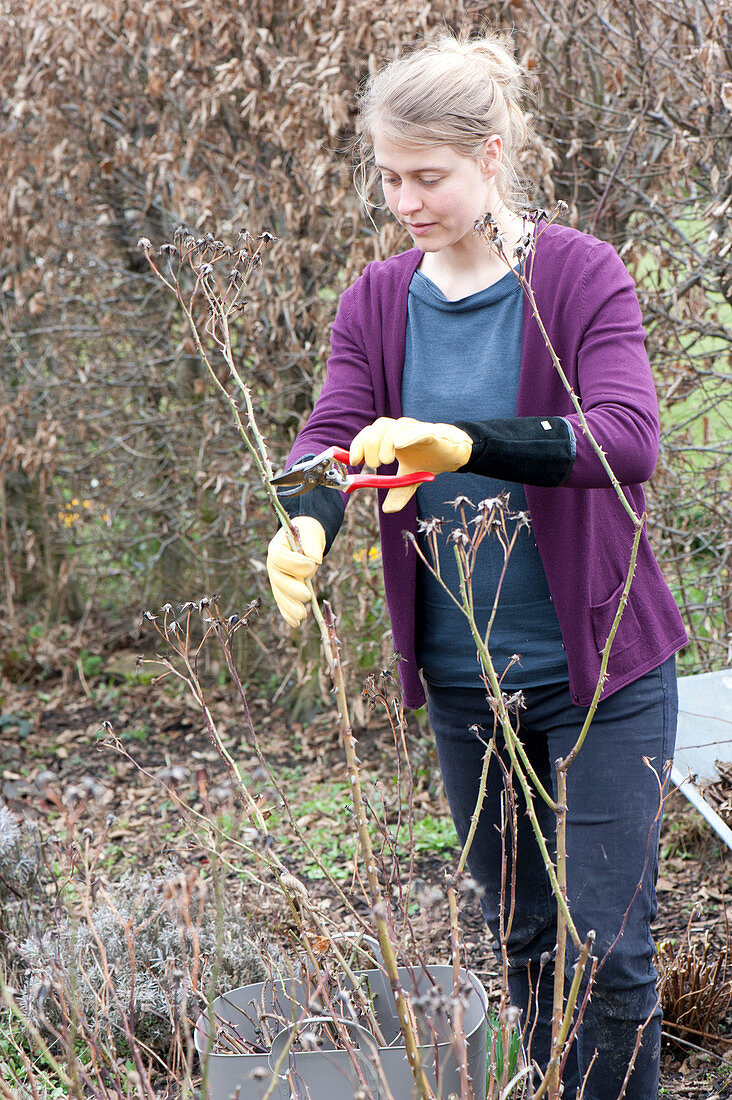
452, 545, 580, 948
321, 602, 435, 1100
447, 886, 472, 1100
143, 241, 323, 654
444, 729, 493, 1100
496, 758, 519, 1096
456, 737, 495, 879
143, 231, 448, 1098
474, 207, 652, 1094
477, 207, 644, 528
532, 936, 597, 1100
562, 519, 645, 765
549, 767, 569, 1097
521, 275, 642, 529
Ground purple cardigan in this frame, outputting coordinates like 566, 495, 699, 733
288, 223, 687, 708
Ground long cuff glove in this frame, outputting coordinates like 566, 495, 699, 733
266, 517, 326, 627
454, 416, 575, 487
349, 417, 473, 513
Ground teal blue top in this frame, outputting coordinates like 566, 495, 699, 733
401, 267, 568, 689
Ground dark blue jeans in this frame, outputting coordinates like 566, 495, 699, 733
427, 657, 677, 1100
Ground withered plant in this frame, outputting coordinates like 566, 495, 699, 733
658, 929, 732, 1048
0, 801, 279, 1100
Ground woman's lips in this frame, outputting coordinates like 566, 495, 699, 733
406, 222, 436, 236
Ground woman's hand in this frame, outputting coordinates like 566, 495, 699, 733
266, 517, 326, 626
350, 417, 472, 512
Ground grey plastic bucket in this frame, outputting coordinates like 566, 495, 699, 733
195, 964, 488, 1099
268, 1015, 382, 1098
367, 964, 488, 1099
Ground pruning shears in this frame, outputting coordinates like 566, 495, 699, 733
270, 446, 435, 497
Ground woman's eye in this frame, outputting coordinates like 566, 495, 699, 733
420, 178, 441, 187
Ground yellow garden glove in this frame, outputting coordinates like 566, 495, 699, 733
350, 417, 473, 513
266, 517, 326, 627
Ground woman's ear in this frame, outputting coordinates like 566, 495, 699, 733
480, 134, 503, 178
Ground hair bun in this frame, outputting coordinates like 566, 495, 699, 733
356, 30, 534, 210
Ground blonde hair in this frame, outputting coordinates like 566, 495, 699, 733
356, 31, 534, 210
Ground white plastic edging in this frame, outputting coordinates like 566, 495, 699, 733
670, 764, 732, 853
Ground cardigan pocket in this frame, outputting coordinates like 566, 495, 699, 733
590, 581, 642, 658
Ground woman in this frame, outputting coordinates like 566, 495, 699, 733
267, 32, 687, 1099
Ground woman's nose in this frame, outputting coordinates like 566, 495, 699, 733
396, 182, 422, 215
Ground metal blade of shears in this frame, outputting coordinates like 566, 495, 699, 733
270, 447, 351, 497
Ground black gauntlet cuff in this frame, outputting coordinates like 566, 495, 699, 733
279, 482, 345, 554
454, 417, 575, 487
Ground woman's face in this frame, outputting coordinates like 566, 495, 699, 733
373, 129, 499, 255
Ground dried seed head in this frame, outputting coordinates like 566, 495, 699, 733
299, 1029, 321, 1051
417, 516, 443, 536
460, 876, 486, 900
447, 494, 474, 510
155, 764, 190, 786
280, 874, 309, 901
501, 1004, 522, 1028
136, 236, 151, 251
415, 882, 443, 908
448, 528, 470, 548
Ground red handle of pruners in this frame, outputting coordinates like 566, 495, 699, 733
330, 446, 435, 493
344, 471, 435, 493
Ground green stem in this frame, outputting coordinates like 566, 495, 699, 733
533, 935, 596, 1100
549, 767, 569, 1099
563, 519, 644, 766
453, 548, 581, 948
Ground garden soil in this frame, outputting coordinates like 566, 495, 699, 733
2, 672, 731, 1098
